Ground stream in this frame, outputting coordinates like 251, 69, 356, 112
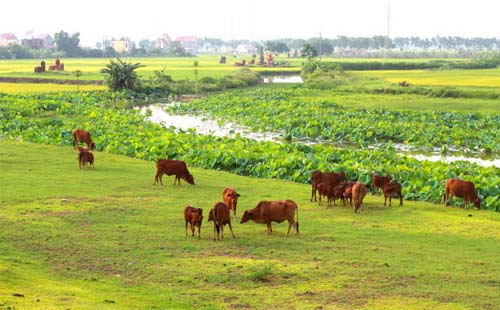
136, 103, 499, 168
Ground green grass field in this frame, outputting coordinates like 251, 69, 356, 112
1, 140, 499, 309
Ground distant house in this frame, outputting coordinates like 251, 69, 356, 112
236, 43, 257, 55
156, 34, 172, 49
37, 33, 54, 48
0, 33, 18, 47
21, 38, 44, 49
176, 36, 198, 55
111, 37, 132, 53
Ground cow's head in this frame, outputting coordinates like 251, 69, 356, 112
186, 174, 195, 185
240, 210, 253, 224
89, 142, 96, 151
208, 209, 214, 222
473, 197, 481, 210
197, 208, 203, 215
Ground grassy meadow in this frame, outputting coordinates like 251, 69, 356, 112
1, 140, 499, 309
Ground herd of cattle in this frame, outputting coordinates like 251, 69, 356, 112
72, 128, 482, 240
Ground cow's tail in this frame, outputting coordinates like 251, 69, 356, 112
295, 204, 299, 234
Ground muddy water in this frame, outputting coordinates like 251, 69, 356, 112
138, 103, 499, 168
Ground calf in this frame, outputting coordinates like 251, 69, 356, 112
342, 181, 355, 207
184, 206, 203, 239
77, 147, 94, 169
73, 129, 95, 151
383, 182, 403, 206
311, 170, 346, 202
327, 185, 344, 208
372, 173, 392, 194
240, 199, 299, 235
222, 187, 240, 219
153, 159, 195, 186
208, 202, 235, 241
445, 178, 480, 210
352, 182, 367, 213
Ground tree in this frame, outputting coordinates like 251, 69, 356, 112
301, 44, 318, 59
101, 58, 145, 91
168, 41, 190, 57
54, 31, 82, 57
265, 40, 290, 53
73, 70, 83, 92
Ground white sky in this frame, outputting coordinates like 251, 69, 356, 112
1, 0, 499, 47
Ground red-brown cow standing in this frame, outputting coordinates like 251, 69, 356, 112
372, 173, 392, 194
445, 178, 481, 210
153, 159, 195, 186
184, 206, 203, 239
222, 187, 240, 219
382, 182, 403, 206
73, 129, 95, 151
310, 170, 346, 202
352, 182, 367, 213
77, 147, 94, 169
208, 202, 235, 241
240, 200, 299, 235
342, 181, 355, 207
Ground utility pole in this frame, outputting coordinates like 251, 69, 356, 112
384, 1, 391, 57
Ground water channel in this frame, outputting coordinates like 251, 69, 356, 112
136, 103, 500, 168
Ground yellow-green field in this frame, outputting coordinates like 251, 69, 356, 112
0, 82, 105, 93
351, 68, 500, 88
0, 56, 300, 81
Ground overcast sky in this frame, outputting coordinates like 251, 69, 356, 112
1, 0, 499, 46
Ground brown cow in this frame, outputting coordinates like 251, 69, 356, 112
352, 182, 367, 213
372, 173, 392, 194
240, 200, 299, 235
311, 170, 346, 202
208, 202, 235, 241
342, 181, 355, 207
77, 147, 94, 169
222, 187, 240, 219
382, 182, 403, 206
153, 159, 195, 186
184, 206, 203, 239
73, 129, 95, 151
445, 178, 481, 210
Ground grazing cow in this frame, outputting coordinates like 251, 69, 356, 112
342, 181, 355, 207
153, 159, 195, 186
222, 187, 240, 219
208, 202, 235, 241
311, 170, 346, 202
445, 178, 481, 210
73, 129, 95, 151
240, 200, 299, 235
184, 206, 203, 239
372, 173, 392, 194
77, 147, 94, 169
382, 182, 403, 206
352, 182, 367, 213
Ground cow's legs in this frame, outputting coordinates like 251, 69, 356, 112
185, 221, 188, 237
399, 192, 403, 206
197, 224, 201, 240
227, 222, 235, 239
266, 223, 272, 235
287, 220, 293, 234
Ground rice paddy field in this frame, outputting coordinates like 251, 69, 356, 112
350, 67, 500, 88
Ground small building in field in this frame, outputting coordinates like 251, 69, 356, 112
21, 38, 44, 49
